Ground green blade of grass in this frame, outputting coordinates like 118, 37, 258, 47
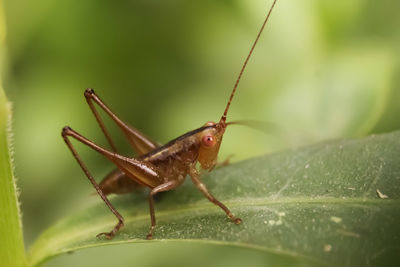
28, 131, 400, 267
0, 87, 26, 266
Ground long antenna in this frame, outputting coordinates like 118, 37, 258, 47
220, 0, 278, 124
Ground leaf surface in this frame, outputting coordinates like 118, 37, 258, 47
28, 131, 400, 267
0, 87, 26, 267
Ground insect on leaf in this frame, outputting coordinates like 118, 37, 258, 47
27, 131, 400, 267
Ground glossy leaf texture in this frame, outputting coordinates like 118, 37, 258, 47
28, 131, 400, 267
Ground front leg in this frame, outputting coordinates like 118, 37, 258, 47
189, 167, 242, 224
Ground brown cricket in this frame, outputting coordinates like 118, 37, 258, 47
62, 0, 277, 240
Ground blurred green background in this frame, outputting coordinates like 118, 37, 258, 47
2, 0, 400, 266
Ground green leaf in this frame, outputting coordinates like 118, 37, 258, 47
27, 131, 400, 267
0, 87, 26, 266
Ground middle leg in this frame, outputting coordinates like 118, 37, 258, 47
146, 180, 181, 240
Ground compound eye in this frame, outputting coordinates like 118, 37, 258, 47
202, 135, 216, 147
204, 121, 215, 126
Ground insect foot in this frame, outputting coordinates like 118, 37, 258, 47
96, 220, 124, 240
96, 231, 114, 240
146, 226, 156, 240
233, 217, 242, 224
228, 212, 242, 224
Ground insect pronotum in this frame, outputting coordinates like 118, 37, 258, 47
62, 0, 278, 240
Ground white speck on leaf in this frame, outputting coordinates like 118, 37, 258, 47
376, 189, 388, 199
324, 244, 332, 252
337, 230, 360, 238
305, 163, 310, 169
269, 220, 276, 226
330, 216, 342, 223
